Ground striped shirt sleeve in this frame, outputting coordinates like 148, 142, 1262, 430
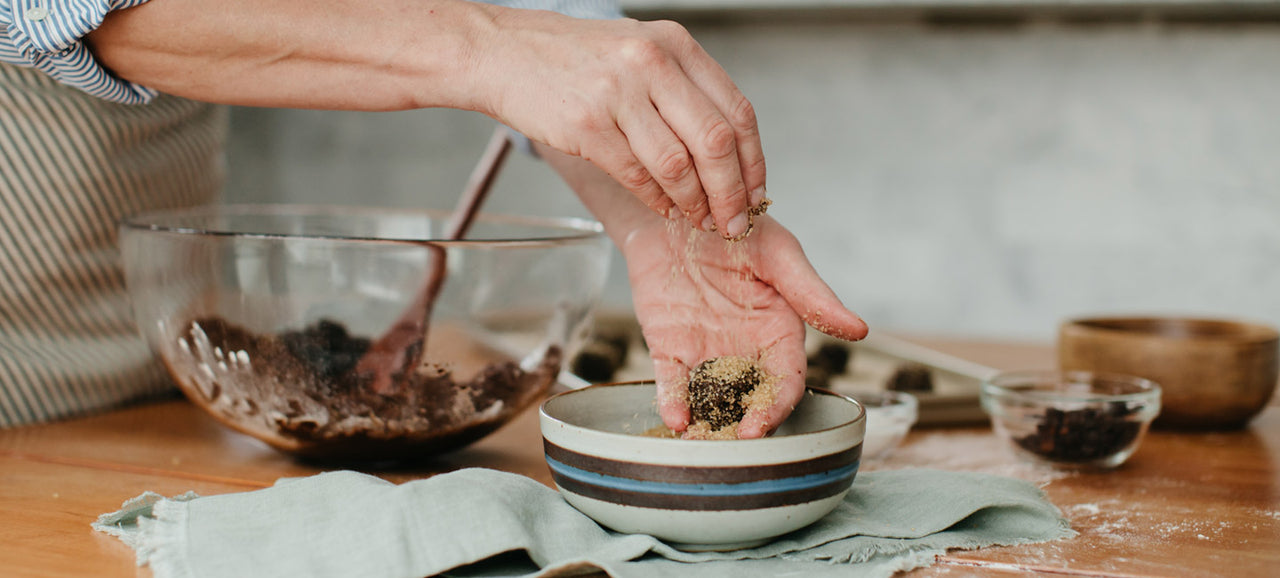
0, 0, 158, 104
479, 0, 623, 19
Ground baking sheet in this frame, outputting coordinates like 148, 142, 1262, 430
824, 333, 995, 426
562, 314, 997, 426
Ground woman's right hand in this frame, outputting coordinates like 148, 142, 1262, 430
467, 6, 767, 240
88, 0, 763, 236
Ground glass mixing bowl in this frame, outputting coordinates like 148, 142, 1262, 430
121, 204, 611, 463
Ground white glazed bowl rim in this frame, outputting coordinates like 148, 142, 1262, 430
540, 381, 866, 467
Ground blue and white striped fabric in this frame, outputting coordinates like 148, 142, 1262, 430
0, 0, 622, 105
0, 0, 158, 104
483, 0, 622, 20
0, 0, 623, 427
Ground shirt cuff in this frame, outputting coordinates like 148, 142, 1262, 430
483, 0, 624, 155
1, 0, 159, 104
474, 0, 624, 20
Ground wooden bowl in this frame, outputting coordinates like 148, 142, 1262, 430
1059, 317, 1279, 430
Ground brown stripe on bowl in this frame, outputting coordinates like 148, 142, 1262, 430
549, 469, 858, 511
545, 440, 861, 484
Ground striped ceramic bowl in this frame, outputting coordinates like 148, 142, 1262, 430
539, 381, 865, 549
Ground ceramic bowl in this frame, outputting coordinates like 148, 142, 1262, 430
1059, 316, 1279, 430
981, 370, 1161, 469
539, 382, 866, 550
121, 204, 611, 462
847, 390, 917, 461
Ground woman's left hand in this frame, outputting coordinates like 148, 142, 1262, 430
621, 214, 868, 439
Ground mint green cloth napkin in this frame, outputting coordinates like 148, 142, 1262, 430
93, 468, 1074, 578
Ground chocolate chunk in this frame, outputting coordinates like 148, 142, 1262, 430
281, 319, 371, 381
570, 341, 625, 383
1015, 404, 1142, 463
808, 341, 852, 376
886, 363, 934, 393
594, 328, 632, 369
569, 327, 632, 383
688, 356, 762, 429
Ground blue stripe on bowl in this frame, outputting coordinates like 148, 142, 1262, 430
549, 466, 858, 511
546, 456, 858, 497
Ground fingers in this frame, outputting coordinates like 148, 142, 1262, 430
653, 358, 692, 431
614, 102, 708, 227
612, 21, 761, 238
759, 227, 870, 342
666, 30, 768, 215
737, 347, 807, 440
581, 125, 677, 220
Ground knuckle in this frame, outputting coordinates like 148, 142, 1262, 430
699, 119, 737, 160
654, 147, 694, 182
686, 198, 711, 221
616, 163, 656, 192
649, 19, 691, 41
619, 37, 668, 69
653, 197, 676, 216
565, 103, 607, 134
748, 151, 767, 172
727, 95, 759, 133
647, 197, 676, 219
743, 153, 767, 180
584, 75, 623, 104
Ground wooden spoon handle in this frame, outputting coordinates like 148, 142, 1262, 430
357, 126, 514, 394
446, 126, 514, 239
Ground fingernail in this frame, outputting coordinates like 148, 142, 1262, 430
700, 214, 716, 232
725, 213, 749, 239
749, 186, 766, 208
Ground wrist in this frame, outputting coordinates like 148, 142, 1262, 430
433, 2, 510, 117
394, 1, 498, 113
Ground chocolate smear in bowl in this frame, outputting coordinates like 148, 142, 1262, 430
167, 316, 560, 461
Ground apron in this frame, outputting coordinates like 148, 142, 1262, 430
0, 63, 226, 427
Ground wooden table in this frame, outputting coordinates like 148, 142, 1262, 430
2, 337, 1277, 577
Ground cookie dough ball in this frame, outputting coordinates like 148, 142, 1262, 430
688, 356, 763, 429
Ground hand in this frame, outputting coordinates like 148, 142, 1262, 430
470, 7, 766, 239
621, 214, 868, 439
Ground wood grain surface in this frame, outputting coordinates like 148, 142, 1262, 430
2, 336, 1276, 578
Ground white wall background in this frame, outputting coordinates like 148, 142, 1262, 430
224, 11, 1280, 342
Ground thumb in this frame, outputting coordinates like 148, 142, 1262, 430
652, 358, 692, 432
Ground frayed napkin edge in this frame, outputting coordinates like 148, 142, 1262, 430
92, 491, 199, 574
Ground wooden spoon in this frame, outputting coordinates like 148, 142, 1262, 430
354, 126, 514, 395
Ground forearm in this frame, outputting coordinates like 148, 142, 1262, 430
85, 0, 497, 111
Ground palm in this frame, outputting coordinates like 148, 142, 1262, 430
621, 215, 867, 438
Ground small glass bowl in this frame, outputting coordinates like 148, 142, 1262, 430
848, 390, 918, 461
980, 371, 1161, 469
